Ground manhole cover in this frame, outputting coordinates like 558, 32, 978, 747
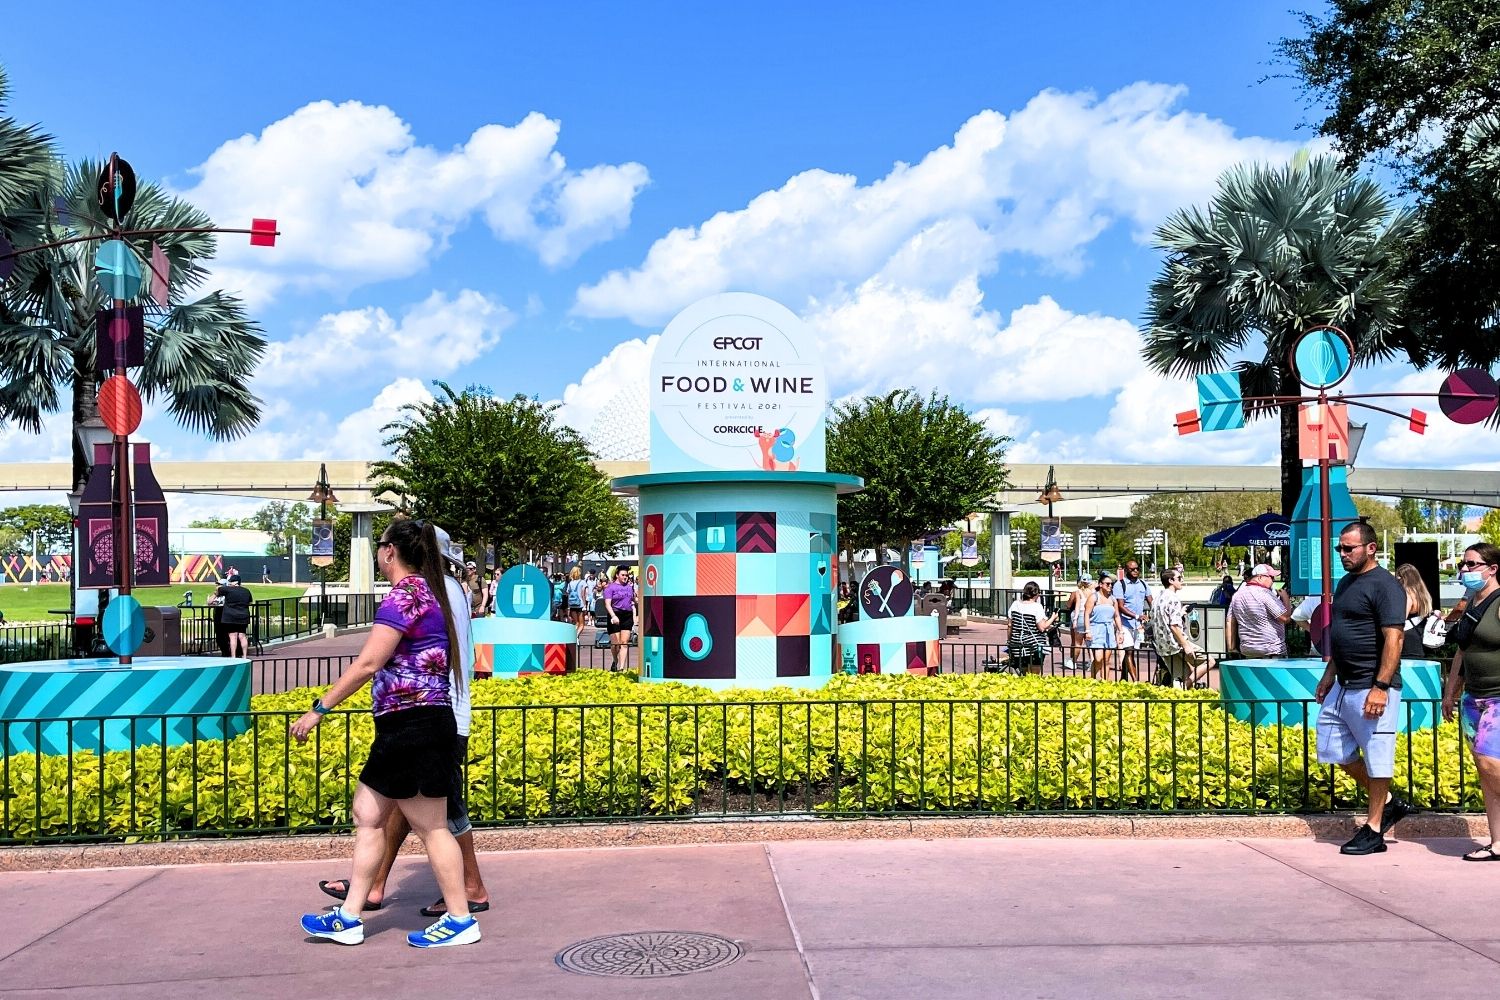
555, 931, 744, 978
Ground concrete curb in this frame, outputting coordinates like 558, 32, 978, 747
1, 812, 1486, 872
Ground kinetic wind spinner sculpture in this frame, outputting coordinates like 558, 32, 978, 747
1174, 325, 1497, 648
0, 153, 278, 662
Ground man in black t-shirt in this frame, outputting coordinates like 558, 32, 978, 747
213, 574, 254, 659
1315, 521, 1412, 856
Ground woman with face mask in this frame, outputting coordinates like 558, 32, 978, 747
1441, 543, 1500, 861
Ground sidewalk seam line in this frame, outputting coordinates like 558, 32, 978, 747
1236, 840, 1500, 966
0, 868, 163, 966
763, 844, 820, 1000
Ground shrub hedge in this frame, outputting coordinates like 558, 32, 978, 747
0, 672, 1482, 843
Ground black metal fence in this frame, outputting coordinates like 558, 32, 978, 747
0, 622, 71, 663
242, 643, 1227, 695
0, 692, 1476, 845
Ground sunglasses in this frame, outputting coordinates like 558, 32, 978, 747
1459, 560, 1493, 570
1335, 543, 1369, 553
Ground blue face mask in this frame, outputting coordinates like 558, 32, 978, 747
1461, 570, 1487, 591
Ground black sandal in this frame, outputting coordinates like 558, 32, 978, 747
318, 879, 383, 909
1462, 844, 1500, 862
419, 899, 490, 917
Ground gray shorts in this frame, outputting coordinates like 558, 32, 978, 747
1316, 681, 1400, 779
446, 735, 472, 837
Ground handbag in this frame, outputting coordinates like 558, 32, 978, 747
1421, 611, 1448, 650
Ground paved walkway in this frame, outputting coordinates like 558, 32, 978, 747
2, 835, 1496, 998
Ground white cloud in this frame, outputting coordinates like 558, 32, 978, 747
575, 83, 1306, 325
256, 289, 511, 388
1362, 367, 1500, 469
176, 102, 648, 302
806, 280, 1146, 404
556, 335, 657, 443
1085, 370, 1279, 465
331, 378, 435, 459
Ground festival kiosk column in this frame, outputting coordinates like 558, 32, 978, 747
613, 293, 861, 690
836, 566, 941, 675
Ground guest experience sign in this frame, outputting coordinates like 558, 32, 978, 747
648, 292, 827, 473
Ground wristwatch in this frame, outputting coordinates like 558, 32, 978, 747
1372, 680, 1391, 692
312, 697, 331, 715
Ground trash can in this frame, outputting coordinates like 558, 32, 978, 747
139, 606, 181, 656
917, 593, 950, 637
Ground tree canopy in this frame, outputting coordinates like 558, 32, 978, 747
372, 383, 633, 564
0, 503, 71, 551
1278, 4, 1500, 361
1123, 490, 1403, 569
827, 389, 1010, 560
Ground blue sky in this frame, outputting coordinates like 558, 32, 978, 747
2, 2, 1481, 517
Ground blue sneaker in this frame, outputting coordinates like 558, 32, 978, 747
407, 912, 480, 948
300, 907, 364, 945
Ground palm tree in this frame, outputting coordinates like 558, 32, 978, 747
0, 67, 55, 238
0, 156, 267, 494
1140, 155, 1417, 520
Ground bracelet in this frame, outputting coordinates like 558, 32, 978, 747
312, 698, 331, 716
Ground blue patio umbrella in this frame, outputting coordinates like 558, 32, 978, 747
1203, 510, 1292, 549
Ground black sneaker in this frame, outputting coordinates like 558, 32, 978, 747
1380, 796, 1413, 837
1340, 824, 1387, 856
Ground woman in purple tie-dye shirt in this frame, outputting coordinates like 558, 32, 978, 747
289, 518, 480, 947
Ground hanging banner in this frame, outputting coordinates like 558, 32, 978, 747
1040, 518, 1063, 563
132, 443, 169, 585
909, 541, 924, 565
310, 519, 334, 567
77, 443, 116, 588
959, 532, 979, 567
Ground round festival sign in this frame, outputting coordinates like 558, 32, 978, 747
98, 375, 143, 436
1291, 327, 1354, 390
495, 565, 551, 620
648, 293, 827, 474
859, 565, 913, 619
1438, 367, 1498, 425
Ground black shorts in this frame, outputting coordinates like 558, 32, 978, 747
607, 611, 634, 635
360, 706, 458, 800
223, 622, 248, 634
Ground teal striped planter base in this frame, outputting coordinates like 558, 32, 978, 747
1219, 657, 1442, 732
0, 657, 252, 756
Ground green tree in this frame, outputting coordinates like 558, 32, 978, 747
187, 516, 251, 530
1480, 509, 1500, 547
372, 383, 632, 564
827, 389, 1010, 565
1421, 500, 1469, 534
0, 157, 267, 496
1124, 490, 1402, 568
1394, 497, 1428, 533
250, 501, 312, 556
0, 503, 71, 550
1278, 6, 1500, 360
1141, 156, 1416, 521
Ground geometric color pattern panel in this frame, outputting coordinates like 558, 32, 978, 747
640, 505, 838, 685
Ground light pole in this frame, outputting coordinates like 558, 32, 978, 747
1077, 527, 1097, 577
1060, 531, 1074, 582
1145, 528, 1166, 575
1012, 530, 1027, 571
307, 465, 339, 628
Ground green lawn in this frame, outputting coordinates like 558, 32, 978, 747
0, 583, 313, 623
